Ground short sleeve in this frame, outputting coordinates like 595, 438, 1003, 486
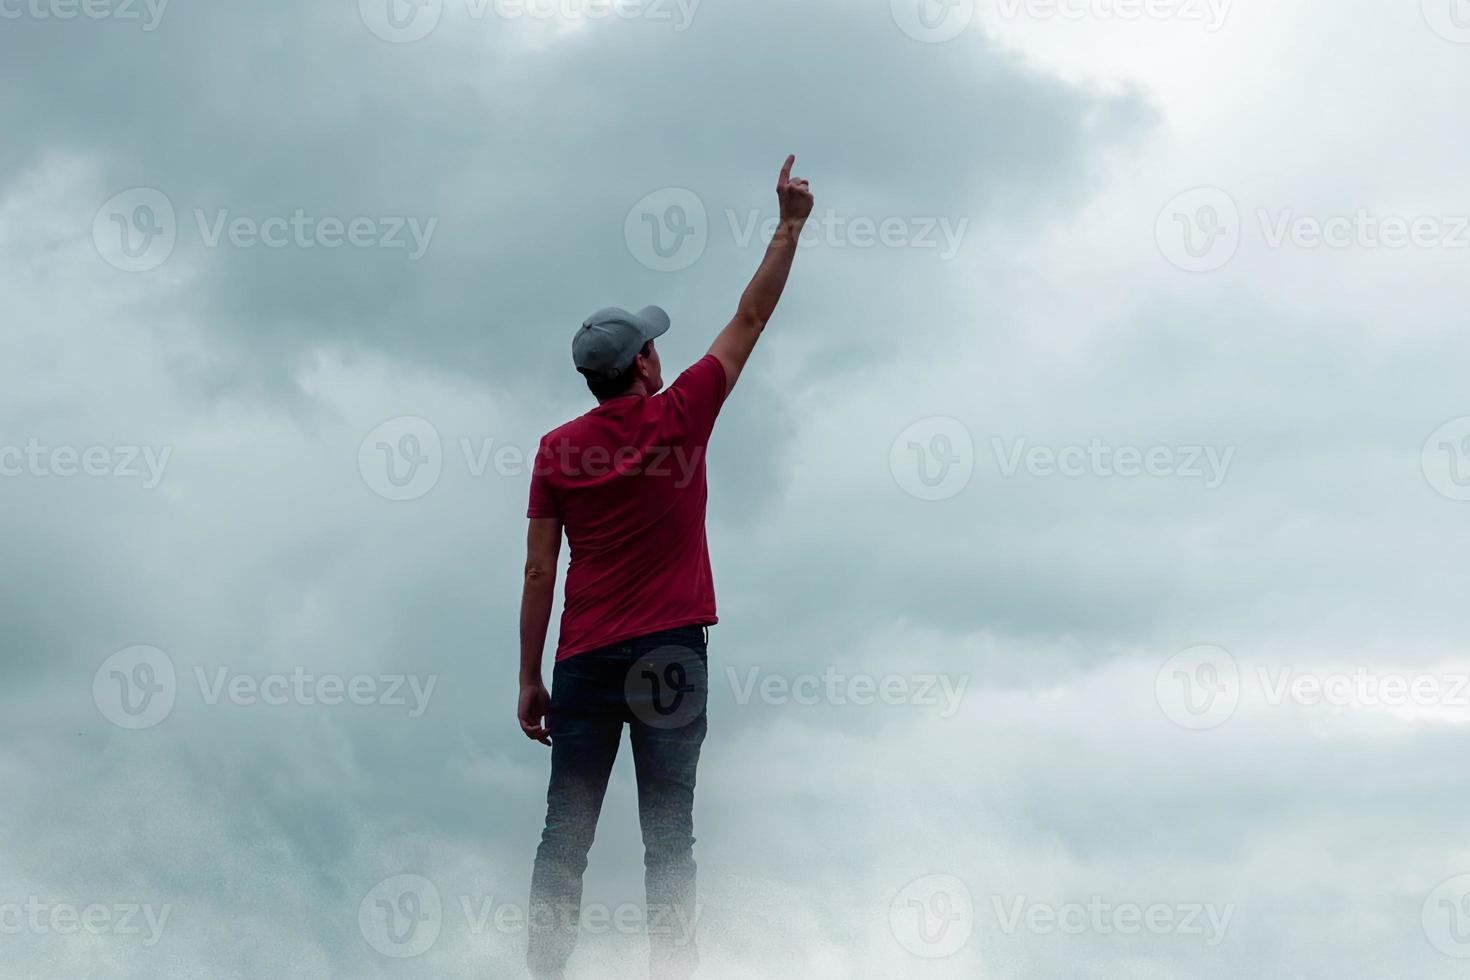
527, 439, 559, 518
663, 355, 729, 446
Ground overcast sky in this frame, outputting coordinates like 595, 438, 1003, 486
4, 0, 1470, 977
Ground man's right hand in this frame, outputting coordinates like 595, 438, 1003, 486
708, 153, 815, 397
519, 680, 551, 746
777, 154, 814, 225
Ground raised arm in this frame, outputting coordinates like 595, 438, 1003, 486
707, 154, 815, 396
517, 516, 563, 745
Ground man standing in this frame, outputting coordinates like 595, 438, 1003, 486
518, 156, 814, 979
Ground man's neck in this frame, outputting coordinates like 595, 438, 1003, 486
598, 380, 651, 404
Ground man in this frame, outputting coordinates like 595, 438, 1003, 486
518, 155, 814, 979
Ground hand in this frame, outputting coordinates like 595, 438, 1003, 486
518, 681, 551, 746
777, 154, 814, 225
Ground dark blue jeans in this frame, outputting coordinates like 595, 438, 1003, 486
528, 625, 709, 980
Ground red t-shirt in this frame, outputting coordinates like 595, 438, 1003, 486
528, 354, 728, 660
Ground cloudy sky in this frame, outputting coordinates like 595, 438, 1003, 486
4, 0, 1470, 976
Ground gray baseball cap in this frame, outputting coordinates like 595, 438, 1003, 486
573, 306, 670, 380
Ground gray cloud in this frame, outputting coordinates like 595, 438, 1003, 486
4, 0, 1469, 977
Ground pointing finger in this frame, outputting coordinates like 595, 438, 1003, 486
779, 154, 795, 186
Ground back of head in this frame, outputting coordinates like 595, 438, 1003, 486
579, 342, 648, 400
